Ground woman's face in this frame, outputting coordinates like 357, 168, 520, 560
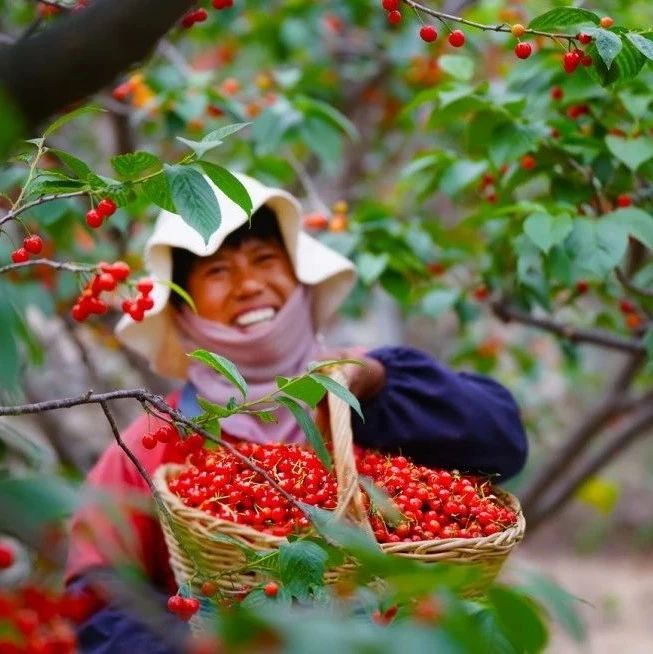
186, 237, 299, 330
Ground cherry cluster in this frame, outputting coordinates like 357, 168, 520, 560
121, 278, 155, 322
0, 584, 101, 654
70, 261, 130, 322
85, 198, 116, 229
9, 234, 43, 264
619, 297, 644, 331
168, 442, 338, 538
140, 423, 205, 458
166, 595, 201, 621
180, 0, 234, 28
302, 200, 349, 234
168, 441, 517, 542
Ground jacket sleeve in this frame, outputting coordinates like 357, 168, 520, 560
351, 346, 528, 480
69, 575, 188, 654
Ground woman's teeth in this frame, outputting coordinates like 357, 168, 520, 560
234, 307, 276, 327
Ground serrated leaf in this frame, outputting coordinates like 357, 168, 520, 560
197, 161, 252, 216
49, 149, 93, 179
605, 135, 653, 171
111, 151, 161, 180
587, 32, 646, 85
585, 27, 622, 69
176, 137, 223, 158
43, 105, 104, 138
356, 252, 388, 285
196, 396, 232, 418
421, 288, 459, 318
523, 213, 572, 254
278, 540, 328, 599
188, 350, 247, 399
141, 173, 176, 212
276, 376, 325, 409
627, 33, 653, 61
309, 373, 364, 421
203, 122, 251, 142
528, 8, 599, 30
164, 164, 221, 244
277, 396, 331, 469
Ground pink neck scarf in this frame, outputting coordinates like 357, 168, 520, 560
174, 285, 322, 444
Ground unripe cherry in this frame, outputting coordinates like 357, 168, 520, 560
387, 9, 401, 25
23, 234, 43, 255
419, 25, 437, 43
511, 24, 526, 37
11, 248, 29, 263
448, 30, 465, 47
600, 16, 614, 28
514, 42, 532, 59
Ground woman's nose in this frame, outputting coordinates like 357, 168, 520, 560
232, 270, 265, 298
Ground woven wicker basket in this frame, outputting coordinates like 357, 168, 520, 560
153, 371, 526, 606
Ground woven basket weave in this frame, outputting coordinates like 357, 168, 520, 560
153, 371, 526, 604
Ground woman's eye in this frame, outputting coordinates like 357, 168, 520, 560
255, 253, 277, 264
206, 265, 229, 276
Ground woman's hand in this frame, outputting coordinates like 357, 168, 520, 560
316, 347, 386, 402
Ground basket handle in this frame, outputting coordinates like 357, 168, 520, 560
325, 369, 376, 540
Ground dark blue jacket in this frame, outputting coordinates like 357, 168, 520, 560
74, 346, 528, 652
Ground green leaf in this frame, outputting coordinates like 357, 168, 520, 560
587, 32, 646, 85
605, 135, 653, 171
164, 164, 221, 244
177, 137, 224, 158
196, 396, 232, 418
188, 350, 248, 399
49, 149, 93, 179
295, 95, 359, 141
307, 358, 364, 373
359, 476, 402, 525
487, 586, 548, 653
528, 8, 599, 30
158, 279, 197, 313
141, 173, 176, 212
438, 55, 474, 81
618, 89, 652, 119
567, 219, 628, 278
278, 540, 328, 599
277, 396, 332, 469
489, 123, 539, 168
585, 28, 623, 69
421, 288, 459, 318
252, 410, 278, 424
204, 122, 251, 142
356, 252, 388, 285
517, 573, 586, 643
252, 100, 303, 155
601, 207, 653, 249
627, 33, 653, 61
439, 159, 487, 195
111, 151, 161, 180
43, 105, 104, 138
309, 373, 364, 421
197, 162, 252, 216
523, 213, 573, 254
276, 376, 326, 408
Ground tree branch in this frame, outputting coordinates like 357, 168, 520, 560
492, 301, 647, 354
0, 0, 194, 128
0, 191, 88, 227
0, 258, 95, 275
526, 402, 653, 533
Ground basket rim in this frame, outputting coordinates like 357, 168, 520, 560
154, 463, 526, 553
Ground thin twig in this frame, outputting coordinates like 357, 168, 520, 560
0, 258, 96, 275
0, 191, 88, 227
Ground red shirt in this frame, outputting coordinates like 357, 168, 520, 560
65, 390, 186, 593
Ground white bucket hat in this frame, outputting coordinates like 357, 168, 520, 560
115, 172, 356, 379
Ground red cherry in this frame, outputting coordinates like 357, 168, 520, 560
263, 582, 279, 598
97, 272, 117, 292
136, 278, 154, 295
103, 261, 130, 281
155, 424, 178, 443
381, 0, 399, 10
201, 581, 217, 597
71, 304, 88, 322
181, 11, 196, 28
520, 154, 536, 170
387, 9, 401, 25
514, 42, 532, 59
448, 30, 465, 47
167, 595, 185, 614
575, 279, 589, 294
550, 86, 563, 101
129, 305, 145, 322
96, 198, 117, 217
419, 25, 437, 43
212, 0, 234, 8
616, 194, 632, 208
142, 434, 157, 450
85, 209, 103, 228
11, 248, 29, 264
473, 285, 489, 301
619, 299, 636, 314
23, 234, 43, 255
137, 295, 155, 311
581, 54, 592, 67
562, 50, 581, 74
0, 544, 14, 569
194, 8, 208, 22
577, 33, 592, 44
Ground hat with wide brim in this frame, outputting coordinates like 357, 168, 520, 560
115, 172, 356, 379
